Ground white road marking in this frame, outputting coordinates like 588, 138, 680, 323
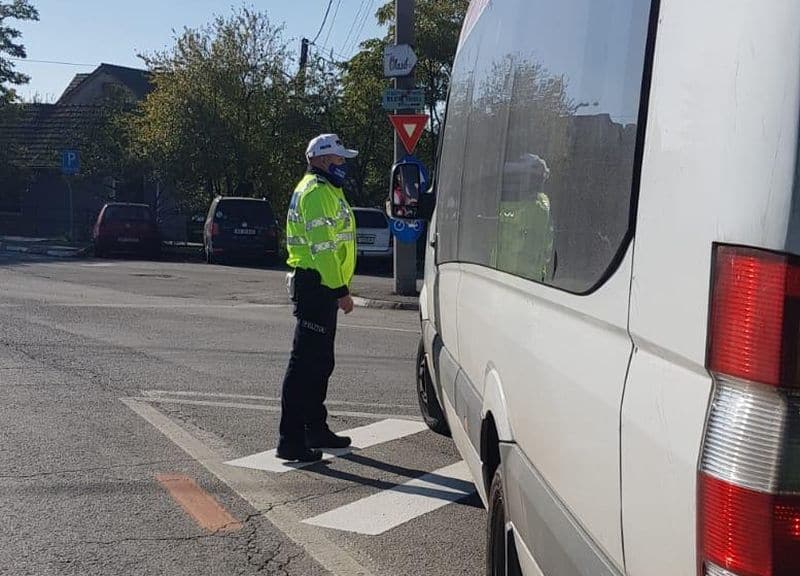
133, 396, 421, 422
120, 398, 382, 576
339, 324, 419, 334
41, 302, 289, 309
81, 263, 115, 267
225, 419, 428, 474
142, 389, 417, 411
303, 461, 474, 535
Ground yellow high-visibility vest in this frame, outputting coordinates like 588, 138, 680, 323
286, 172, 356, 295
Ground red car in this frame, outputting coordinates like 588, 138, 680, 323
92, 203, 161, 258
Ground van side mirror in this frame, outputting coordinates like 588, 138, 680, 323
388, 162, 422, 220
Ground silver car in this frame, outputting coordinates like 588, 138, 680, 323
352, 207, 392, 262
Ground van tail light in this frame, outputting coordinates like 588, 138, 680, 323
699, 244, 800, 576
211, 222, 220, 236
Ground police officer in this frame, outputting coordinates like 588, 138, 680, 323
277, 134, 358, 462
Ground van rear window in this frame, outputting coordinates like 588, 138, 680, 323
214, 200, 274, 224
104, 205, 152, 222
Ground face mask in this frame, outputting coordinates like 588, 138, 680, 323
326, 162, 348, 188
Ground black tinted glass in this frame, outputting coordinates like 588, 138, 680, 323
354, 210, 388, 229
105, 205, 152, 222
214, 200, 274, 224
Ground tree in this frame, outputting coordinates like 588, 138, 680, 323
332, 0, 468, 208
133, 7, 329, 216
376, 0, 467, 139
0, 0, 39, 106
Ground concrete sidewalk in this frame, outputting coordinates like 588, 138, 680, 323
0, 236, 422, 310
350, 274, 422, 311
0, 236, 91, 258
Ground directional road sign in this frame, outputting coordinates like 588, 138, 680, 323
382, 88, 425, 111
383, 44, 418, 78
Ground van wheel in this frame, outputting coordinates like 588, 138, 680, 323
487, 468, 522, 576
417, 339, 450, 436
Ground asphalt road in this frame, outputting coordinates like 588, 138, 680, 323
0, 253, 485, 576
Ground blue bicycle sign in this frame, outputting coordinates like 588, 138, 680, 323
390, 217, 425, 244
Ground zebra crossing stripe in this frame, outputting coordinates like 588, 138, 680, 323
302, 461, 474, 535
224, 418, 427, 474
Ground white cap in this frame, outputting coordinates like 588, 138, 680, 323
305, 134, 359, 160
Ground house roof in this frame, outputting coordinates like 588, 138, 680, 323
60, 73, 91, 100
57, 63, 152, 105
0, 104, 104, 169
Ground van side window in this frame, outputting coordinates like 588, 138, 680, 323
447, 0, 652, 293
457, 20, 512, 268
435, 34, 478, 265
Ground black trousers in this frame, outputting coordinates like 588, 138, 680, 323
278, 269, 339, 448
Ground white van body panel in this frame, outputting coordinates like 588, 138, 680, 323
417, 0, 800, 573
456, 247, 634, 569
441, 388, 487, 505
621, 1, 800, 575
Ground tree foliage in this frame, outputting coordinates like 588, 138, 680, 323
132, 7, 338, 215
335, 0, 468, 205
0, 0, 39, 106
78, 2, 468, 217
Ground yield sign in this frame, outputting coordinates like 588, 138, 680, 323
389, 114, 429, 154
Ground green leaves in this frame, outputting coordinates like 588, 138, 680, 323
0, 0, 39, 105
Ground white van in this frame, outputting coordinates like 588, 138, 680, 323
393, 1, 800, 575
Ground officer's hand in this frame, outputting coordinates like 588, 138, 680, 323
338, 295, 354, 314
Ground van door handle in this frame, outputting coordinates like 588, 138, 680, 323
430, 232, 438, 248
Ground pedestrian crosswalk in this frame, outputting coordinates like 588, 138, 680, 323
224, 418, 428, 473
224, 417, 477, 536
303, 461, 473, 535
126, 391, 479, 548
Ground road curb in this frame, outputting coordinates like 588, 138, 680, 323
351, 296, 419, 311
0, 243, 90, 259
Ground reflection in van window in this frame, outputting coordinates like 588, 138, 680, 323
439, 0, 651, 292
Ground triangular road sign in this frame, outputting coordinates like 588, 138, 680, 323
389, 114, 429, 154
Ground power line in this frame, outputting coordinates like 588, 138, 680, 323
10, 57, 95, 67
339, 0, 369, 58
347, 0, 376, 56
311, 0, 335, 45
320, 0, 343, 52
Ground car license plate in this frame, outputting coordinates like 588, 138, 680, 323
118, 237, 140, 243
234, 228, 256, 235
358, 235, 375, 245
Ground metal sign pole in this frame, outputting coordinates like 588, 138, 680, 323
393, 0, 418, 296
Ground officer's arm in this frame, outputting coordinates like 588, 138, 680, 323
301, 188, 349, 297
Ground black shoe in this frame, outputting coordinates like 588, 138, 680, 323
306, 425, 352, 449
276, 444, 323, 462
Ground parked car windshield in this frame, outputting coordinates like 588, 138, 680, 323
354, 210, 388, 229
214, 200, 274, 224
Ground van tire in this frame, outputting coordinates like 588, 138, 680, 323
487, 468, 522, 576
416, 339, 450, 436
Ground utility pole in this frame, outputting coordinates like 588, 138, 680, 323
394, 0, 417, 296
298, 38, 310, 94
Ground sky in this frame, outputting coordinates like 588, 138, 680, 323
12, 1, 386, 102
